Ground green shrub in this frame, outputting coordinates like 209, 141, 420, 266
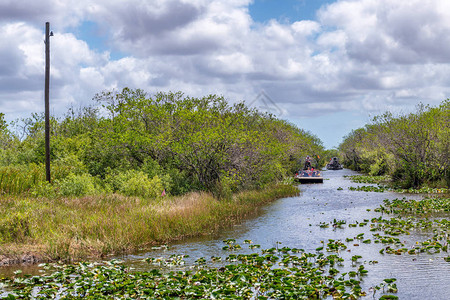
162, 168, 192, 195
140, 158, 162, 179
258, 161, 287, 188
107, 169, 165, 198
30, 180, 57, 198
212, 175, 233, 200
57, 173, 97, 197
52, 154, 88, 180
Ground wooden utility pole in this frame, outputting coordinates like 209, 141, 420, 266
44, 22, 52, 183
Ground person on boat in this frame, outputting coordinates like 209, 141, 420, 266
304, 156, 312, 170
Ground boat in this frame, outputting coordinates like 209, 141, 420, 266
294, 169, 323, 184
326, 157, 343, 170
294, 156, 324, 183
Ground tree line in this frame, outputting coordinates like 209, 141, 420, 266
339, 100, 449, 188
0, 88, 324, 198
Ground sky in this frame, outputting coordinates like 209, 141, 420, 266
1, 0, 450, 148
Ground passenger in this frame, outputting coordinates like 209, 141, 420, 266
304, 156, 312, 170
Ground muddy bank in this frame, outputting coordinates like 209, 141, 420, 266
0, 254, 42, 266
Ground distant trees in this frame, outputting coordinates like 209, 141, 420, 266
0, 88, 324, 198
339, 100, 449, 188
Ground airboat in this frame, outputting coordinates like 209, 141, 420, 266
294, 169, 324, 183
326, 157, 343, 170
294, 156, 323, 183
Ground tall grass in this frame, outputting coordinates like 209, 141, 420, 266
0, 184, 298, 262
0, 163, 78, 195
0, 165, 42, 194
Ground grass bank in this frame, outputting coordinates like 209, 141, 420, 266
0, 184, 298, 265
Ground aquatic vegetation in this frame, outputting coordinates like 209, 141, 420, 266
348, 184, 449, 194
345, 175, 390, 185
346, 176, 449, 194
317, 219, 346, 229
145, 254, 188, 267
248, 244, 261, 250
0, 242, 398, 299
333, 219, 347, 228
318, 222, 329, 228
316, 195, 448, 298
375, 278, 398, 296
376, 198, 450, 214
395, 187, 449, 194
324, 239, 347, 252
348, 185, 387, 192
379, 296, 399, 300
323, 197, 448, 261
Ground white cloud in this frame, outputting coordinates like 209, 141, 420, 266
292, 20, 320, 36
1, 0, 450, 147
0, 22, 43, 92
319, 0, 450, 64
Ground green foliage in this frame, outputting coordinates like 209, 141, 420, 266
106, 169, 164, 198
56, 173, 98, 197
163, 167, 192, 195
52, 154, 89, 179
346, 175, 390, 184
0, 164, 43, 194
339, 100, 449, 189
0, 88, 324, 198
30, 181, 57, 198
211, 174, 234, 200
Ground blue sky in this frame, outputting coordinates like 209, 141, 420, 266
1, 0, 449, 149
250, 0, 333, 23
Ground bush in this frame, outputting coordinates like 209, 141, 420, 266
140, 158, 162, 179
107, 169, 165, 198
160, 167, 192, 196
212, 175, 234, 200
57, 173, 97, 197
30, 181, 57, 198
52, 154, 88, 180
258, 161, 287, 188
339, 101, 449, 189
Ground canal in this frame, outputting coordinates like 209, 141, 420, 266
123, 168, 449, 299
1, 169, 448, 299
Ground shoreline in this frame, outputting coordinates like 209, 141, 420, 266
0, 184, 299, 267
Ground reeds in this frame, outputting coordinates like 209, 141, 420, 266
0, 163, 77, 195
0, 164, 42, 194
0, 184, 298, 263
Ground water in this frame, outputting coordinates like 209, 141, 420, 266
123, 169, 449, 299
1, 169, 449, 299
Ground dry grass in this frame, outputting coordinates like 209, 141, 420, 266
0, 184, 298, 264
